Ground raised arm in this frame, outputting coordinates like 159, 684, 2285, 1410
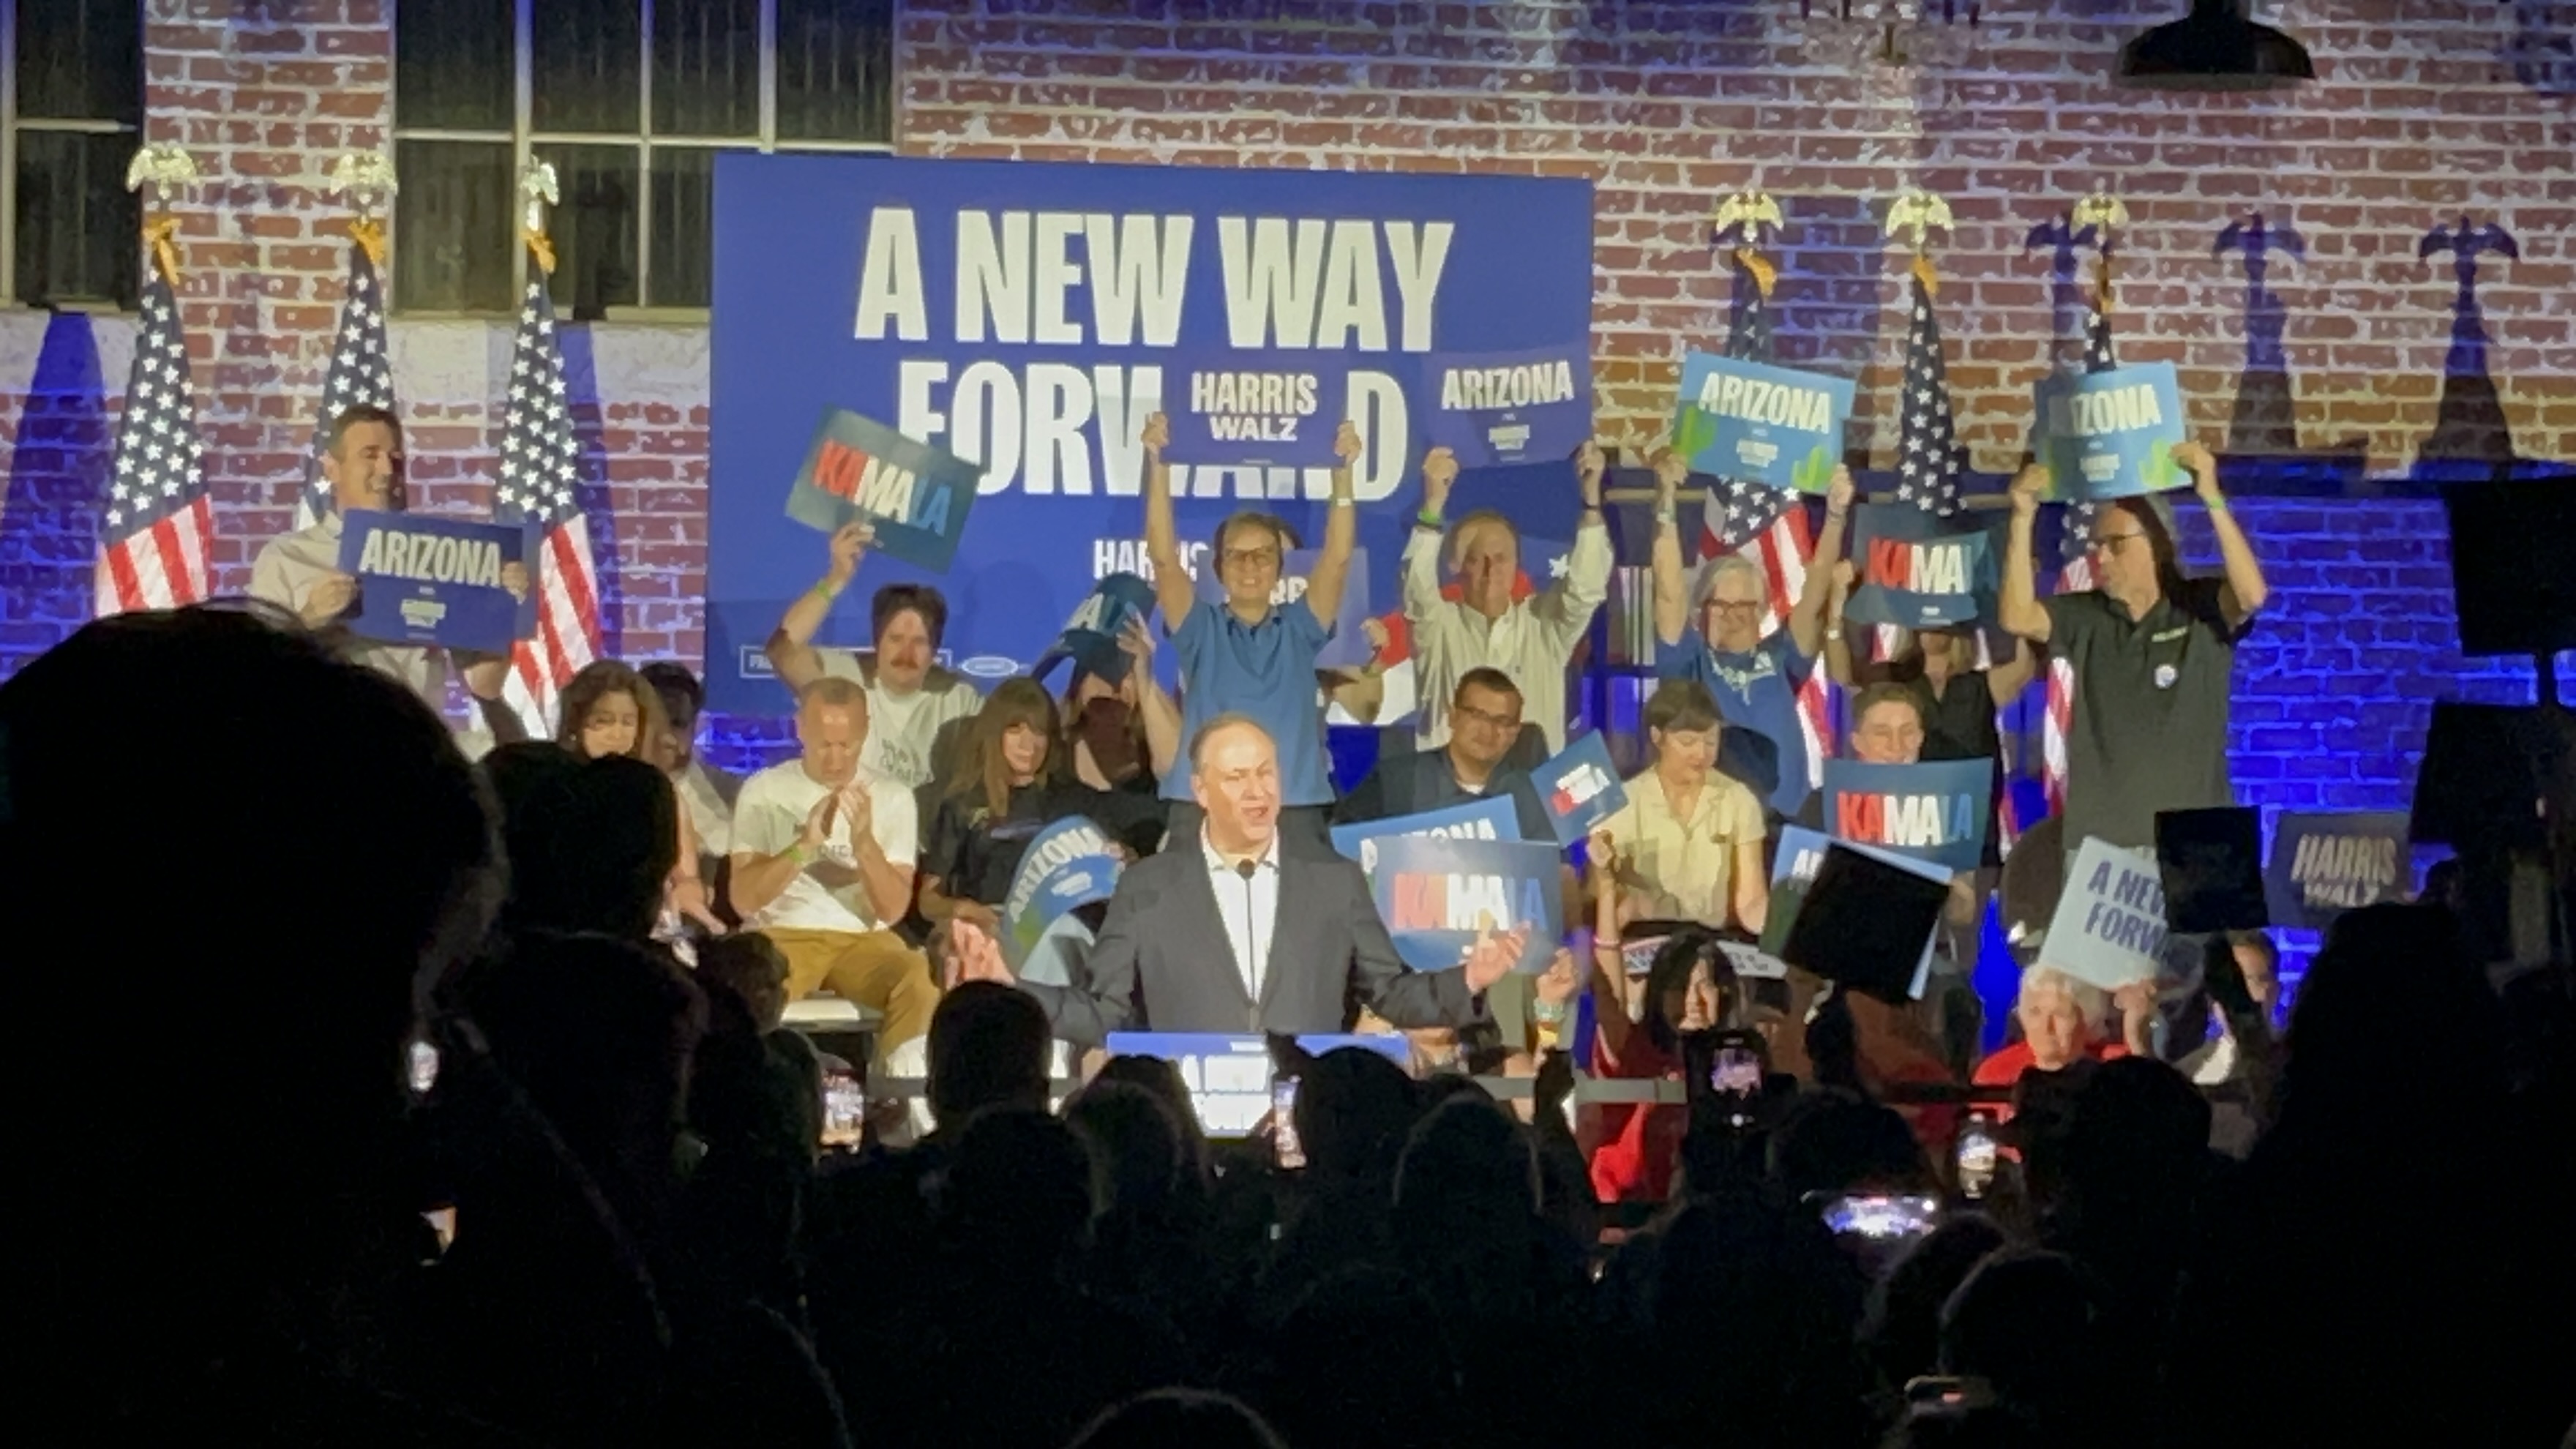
1999, 463, 2053, 644
1822, 559, 1889, 689
1986, 630, 2038, 703
1534, 441, 1614, 643
1785, 467, 1856, 657
1584, 829, 1633, 1063
1000, 880, 1145, 1049
1650, 449, 1690, 648
765, 523, 872, 696
1139, 411, 1195, 631
729, 793, 837, 921
1301, 421, 1364, 628
1403, 446, 1457, 624
1121, 616, 1183, 780
2178, 441, 2268, 629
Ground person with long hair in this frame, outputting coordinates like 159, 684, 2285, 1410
1059, 615, 1181, 816
556, 659, 723, 936
918, 679, 1070, 932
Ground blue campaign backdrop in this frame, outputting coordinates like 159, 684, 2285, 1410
707, 154, 1596, 714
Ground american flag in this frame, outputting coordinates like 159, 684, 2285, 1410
1698, 250, 1830, 794
1875, 269, 1967, 662
294, 237, 394, 531
96, 272, 213, 617
2041, 302, 2120, 815
493, 274, 602, 737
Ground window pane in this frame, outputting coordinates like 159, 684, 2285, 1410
13, 130, 140, 306
653, 0, 759, 138
15, 0, 140, 123
536, 143, 639, 319
395, 0, 514, 131
776, 0, 895, 143
393, 139, 514, 312
532, 0, 641, 134
647, 146, 717, 307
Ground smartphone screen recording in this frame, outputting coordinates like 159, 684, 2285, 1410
1821, 1194, 1942, 1240
1271, 1076, 1305, 1169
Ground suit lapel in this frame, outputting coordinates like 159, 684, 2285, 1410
1177, 851, 1256, 1007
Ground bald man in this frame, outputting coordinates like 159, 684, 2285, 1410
955, 713, 1524, 1047
729, 676, 937, 1077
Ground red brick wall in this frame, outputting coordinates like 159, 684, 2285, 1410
1, 0, 2570, 689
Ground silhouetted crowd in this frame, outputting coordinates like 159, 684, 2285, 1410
8, 602, 2575, 1449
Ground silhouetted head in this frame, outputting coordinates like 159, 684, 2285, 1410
1291, 1046, 1419, 1188
1393, 1093, 1540, 1231
1939, 1249, 2110, 1422
640, 660, 704, 771
695, 931, 790, 1033
1065, 1080, 1188, 1224
495, 753, 679, 941
927, 981, 1052, 1128
1067, 1389, 1288, 1449
940, 1107, 1097, 1274
1, 607, 497, 1186
1862, 1214, 2012, 1388
2283, 901, 2502, 1130
1767, 1090, 1932, 1202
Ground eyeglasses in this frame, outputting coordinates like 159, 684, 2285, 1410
1454, 703, 1522, 730
2095, 531, 2148, 553
1221, 548, 1280, 568
1707, 600, 1764, 618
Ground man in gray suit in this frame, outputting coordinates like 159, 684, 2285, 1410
953, 713, 1526, 1047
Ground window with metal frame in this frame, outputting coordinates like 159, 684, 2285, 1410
392, 0, 894, 318
1, 0, 143, 310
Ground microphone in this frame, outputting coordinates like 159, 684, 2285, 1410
1236, 858, 1259, 882
1236, 855, 1264, 1002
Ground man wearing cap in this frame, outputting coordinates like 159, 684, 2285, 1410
2000, 443, 2268, 855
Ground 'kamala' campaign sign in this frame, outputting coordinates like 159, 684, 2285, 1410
1370, 834, 1562, 975
2266, 812, 2411, 931
1671, 352, 1855, 495
1191, 546, 1374, 670
1843, 504, 1995, 630
2045, 836, 2168, 990
338, 509, 529, 654
1535, 730, 1627, 846
1761, 825, 1943, 998
2034, 362, 2188, 501
706, 156, 1594, 714
1033, 572, 1156, 684
1161, 353, 1344, 468
1000, 816, 1124, 968
1421, 342, 1592, 468
785, 408, 986, 572
1104, 1033, 1408, 1135
1819, 759, 1991, 875
1330, 793, 1522, 875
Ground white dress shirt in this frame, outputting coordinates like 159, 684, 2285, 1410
1401, 517, 1614, 754
1201, 830, 1283, 1003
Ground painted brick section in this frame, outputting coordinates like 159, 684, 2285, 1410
899, 0, 2576, 473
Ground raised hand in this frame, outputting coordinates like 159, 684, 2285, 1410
1459, 922, 1533, 993
1587, 828, 1626, 904
2009, 461, 2050, 517
2173, 440, 2221, 501
836, 782, 875, 846
798, 791, 841, 852
1536, 946, 1580, 1008
1827, 465, 1857, 513
1650, 446, 1688, 502
1421, 446, 1461, 514
826, 521, 874, 587
1140, 411, 1170, 456
946, 917, 1015, 987
1117, 613, 1156, 667
1574, 440, 1607, 505
499, 560, 530, 603
1831, 558, 1857, 594
1334, 419, 1364, 468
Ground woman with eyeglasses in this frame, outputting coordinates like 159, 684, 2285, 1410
1647, 448, 1859, 822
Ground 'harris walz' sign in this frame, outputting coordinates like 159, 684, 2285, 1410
785, 408, 985, 572
337, 509, 530, 654
1162, 354, 1342, 468
1819, 758, 1991, 874
1421, 342, 1592, 468
2265, 811, 2410, 930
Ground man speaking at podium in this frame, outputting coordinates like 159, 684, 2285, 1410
953, 714, 1525, 1047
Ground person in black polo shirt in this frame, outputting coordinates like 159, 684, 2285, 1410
1999, 441, 2269, 854
1332, 667, 1553, 836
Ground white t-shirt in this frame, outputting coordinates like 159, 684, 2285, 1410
673, 758, 741, 858
816, 651, 983, 789
730, 759, 919, 934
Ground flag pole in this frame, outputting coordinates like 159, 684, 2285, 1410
123, 143, 199, 291
327, 150, 397, 274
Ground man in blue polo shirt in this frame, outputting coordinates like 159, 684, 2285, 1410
1645, 447, 1857, 821
1139, 410, 1362, 847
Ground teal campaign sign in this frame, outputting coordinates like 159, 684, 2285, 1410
1371, 833, 1562, 975
338, 509, 531, 654
1843, 503, 1994, 630
1000, 816, 1124, 969
1671, 351, 1855, 495
1421, 340, 1592, 468
1819, 759, 1992, 875
1330, 793, 1521, 875
1760, 824, 1943, 998
1533, 730, 1627, 845
1034, 572, 1156, 684
785, 408, 985, 572
1191, 545, 1374, 670
1161, 351, 1344, 468
2265, 811, 2410, 931
2034, 362, 2188, 501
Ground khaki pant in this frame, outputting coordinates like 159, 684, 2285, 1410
760, 926, 938, 1070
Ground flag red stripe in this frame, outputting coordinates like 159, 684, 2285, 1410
103, 537, 149, 615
